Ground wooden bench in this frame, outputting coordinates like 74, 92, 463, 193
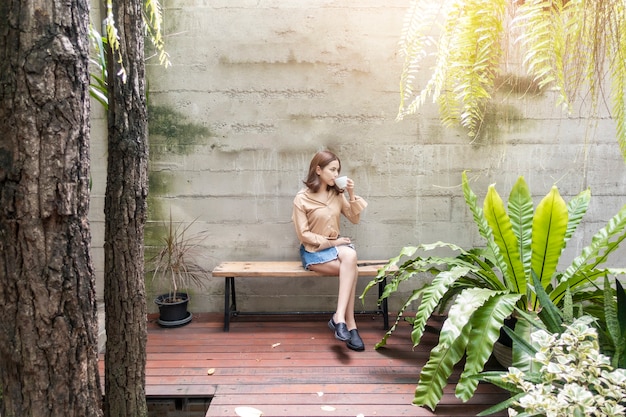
211, 260, 392, 331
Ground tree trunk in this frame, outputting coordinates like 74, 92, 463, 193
0, 1, 103, 417
103, 0, 149, 415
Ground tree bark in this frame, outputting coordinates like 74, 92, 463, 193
0, 1, 103, 417
103, 0, 149, 415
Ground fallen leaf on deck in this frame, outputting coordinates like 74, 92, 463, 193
235, 406, 263, 417
207, 368, 215, 375
271, 343, 281, 348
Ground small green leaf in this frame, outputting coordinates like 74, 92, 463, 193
531, 270, 563, 333
604, 275, 620, 349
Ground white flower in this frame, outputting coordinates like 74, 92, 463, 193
603, 369, 626, 386
503, 315, 626, 417
599, 403, 626, 417
502, 367, 524, 384
596, 354, 612, 367
558, 383, 593, 404
531, 329, 555, 346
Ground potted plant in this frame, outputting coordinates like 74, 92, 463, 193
148, 214, 210, 327
362, 172, 626, 410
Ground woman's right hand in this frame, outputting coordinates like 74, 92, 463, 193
333, 237, 351, 246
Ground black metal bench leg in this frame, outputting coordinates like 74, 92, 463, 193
224, 276, 237, 332
230, 277, 237, 312
224, 277, 231, 331
379, 277, 389, 330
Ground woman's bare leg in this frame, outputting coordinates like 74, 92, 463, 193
309, 246, 359, 329
343, 252, 359, 330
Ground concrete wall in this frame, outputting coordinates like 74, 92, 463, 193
89, 0, 626, 315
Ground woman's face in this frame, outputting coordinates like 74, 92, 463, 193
316, 160, 341, 188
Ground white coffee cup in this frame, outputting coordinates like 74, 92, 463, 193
334, 176, 348, 189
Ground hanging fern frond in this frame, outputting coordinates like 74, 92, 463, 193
90, 0, 170, 108
459, 0, 506, 136
560, 0, 587, 99
397, 0, 626, 162
514, 0, 571, 110
103, 0, 127, 82
397, 1, 447, 120
608, 3, 626, 159
398, 0, 507, 137
433, 1, 466, 127
144, 0, 171, 67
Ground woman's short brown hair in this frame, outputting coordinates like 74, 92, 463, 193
303, 150, 342, 193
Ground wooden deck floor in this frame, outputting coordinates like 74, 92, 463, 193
99, 313, 509, 417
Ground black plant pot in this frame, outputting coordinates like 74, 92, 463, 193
154, 292, 192, 327
498, 316, 517, 347
493, 316, 517, 368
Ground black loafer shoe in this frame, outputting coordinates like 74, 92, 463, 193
334, 322, 351, 341
328, 317, 337, 331
347, 329, 365, 351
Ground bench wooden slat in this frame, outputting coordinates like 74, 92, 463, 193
211, 260, 393, 332
211, 260, 390, 278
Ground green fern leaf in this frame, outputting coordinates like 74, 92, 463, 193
484, 184, 527, 296
362, 246, 418, 297
531, 270, 563, 333
374, 286, 426, 349
364, 242, 476, 349
413, 288, 498, 410
507, 177, 533, 278
456, 292, 521, 401
530, 185, 568, 308
462, 172, 509, 279
561, 203, 626, 283
564, 189, 591, 243
410, 265, 471, 346
603, 274, 620, 352
511, 311, 537, 373
551, 268, 607, 306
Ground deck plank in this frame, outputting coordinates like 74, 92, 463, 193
99, 313, 510, 417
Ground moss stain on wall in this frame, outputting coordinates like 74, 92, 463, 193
472, 73, 542, 144
146, 104, 213, 245
149, 105, 212, 157
147, 104, 212, 215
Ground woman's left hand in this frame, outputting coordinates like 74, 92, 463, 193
345, 178, 354, 191
345, 178, 356, 199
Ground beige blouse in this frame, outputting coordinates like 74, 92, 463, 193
292, 188, 368, 252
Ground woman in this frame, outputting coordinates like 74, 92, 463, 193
292, 150, 368, 351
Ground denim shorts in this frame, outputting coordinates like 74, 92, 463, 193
299, 244, 355, 270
